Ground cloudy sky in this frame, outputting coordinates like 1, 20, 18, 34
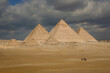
0, 0, 110, 40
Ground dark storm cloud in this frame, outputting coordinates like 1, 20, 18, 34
46, 0, 87, 11
0, 0, 110, 40
0, 0, 9, 16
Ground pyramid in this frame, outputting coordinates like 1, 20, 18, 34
76, 27, 98, 42
49, 19, 84, 43
24, 24, 50, 43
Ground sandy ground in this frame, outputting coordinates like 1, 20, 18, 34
0, 43, 110, 73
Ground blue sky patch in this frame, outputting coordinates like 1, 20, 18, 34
8, 0, 23, 6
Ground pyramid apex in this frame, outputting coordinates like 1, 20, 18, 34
57, 19, 68, 26
36, 24, 44, 28
80, 27, 87, 31
37, 24, 42, 26
77, 27, 85, 33
79, 26, 83, 29
59, 19, 65, 22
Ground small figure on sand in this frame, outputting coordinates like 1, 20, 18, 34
81, 58, 87, 61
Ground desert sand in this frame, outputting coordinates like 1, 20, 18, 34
0, 43, 110, 73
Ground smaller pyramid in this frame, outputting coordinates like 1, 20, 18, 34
76, 27, 98, 42
24, 24, 50, 43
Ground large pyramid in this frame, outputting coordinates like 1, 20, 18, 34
76, 27, 98, 42
24, 24, 50, 43
49, 19, 84, 43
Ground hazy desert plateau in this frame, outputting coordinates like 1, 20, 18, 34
0, 43, 110, 73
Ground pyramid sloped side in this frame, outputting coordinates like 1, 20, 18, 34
24, 24, 50, 42
76, 27, 97, 42
50, 20, 84, 43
